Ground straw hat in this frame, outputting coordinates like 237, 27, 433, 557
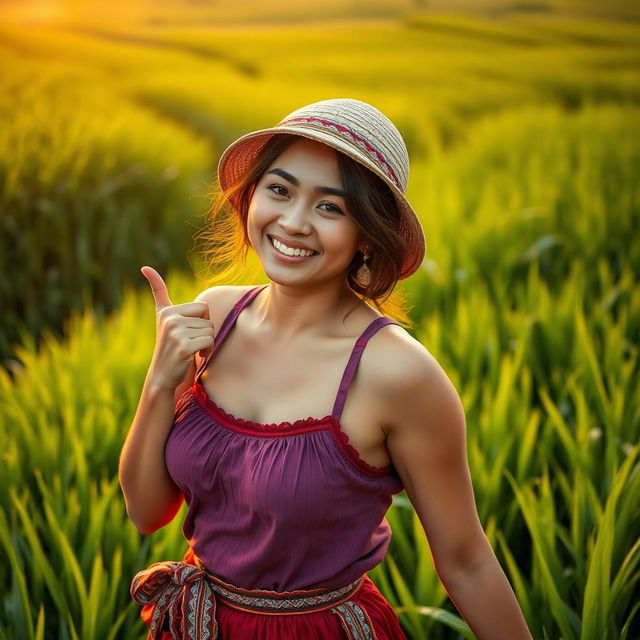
216, 98, 426, 280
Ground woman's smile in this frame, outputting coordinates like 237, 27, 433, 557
267, 234, 319, 264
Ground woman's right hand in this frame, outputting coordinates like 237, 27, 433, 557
141, 266, 215, 391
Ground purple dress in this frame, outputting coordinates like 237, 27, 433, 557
165, 284, 405, 593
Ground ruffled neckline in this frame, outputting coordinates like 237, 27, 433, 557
192, 380, 334, 431
191, 381, 393, 477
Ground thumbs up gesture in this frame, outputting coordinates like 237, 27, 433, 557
141, 266, 215, 392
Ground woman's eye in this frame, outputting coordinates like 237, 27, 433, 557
266, 184, 344, 215
320, 202, 344, 215
267, 184, 288, 196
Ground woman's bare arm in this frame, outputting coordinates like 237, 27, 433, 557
119, 376, 184, 534
119, 286, 215, 535
385, 341, 533, 640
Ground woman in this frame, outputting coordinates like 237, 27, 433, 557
120, 98, 533, 639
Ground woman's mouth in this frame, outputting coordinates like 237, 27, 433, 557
267, 235, 318, 262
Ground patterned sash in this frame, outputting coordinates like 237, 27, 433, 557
130, 551, 377, 639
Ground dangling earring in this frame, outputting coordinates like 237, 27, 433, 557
357, 248, 371, 287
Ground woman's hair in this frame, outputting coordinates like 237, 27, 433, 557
196, 133, 415, 329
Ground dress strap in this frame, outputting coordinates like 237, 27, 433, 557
194, 285, 268, 382
331, 316, 400, 422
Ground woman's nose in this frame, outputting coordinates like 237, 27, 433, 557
278, 200, 312, 234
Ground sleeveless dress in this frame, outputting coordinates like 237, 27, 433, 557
132, 285, 408, 639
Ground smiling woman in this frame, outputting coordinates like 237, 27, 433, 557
197, 127, 416, 325
247, 138, 370, 292
122, 98, 534, 640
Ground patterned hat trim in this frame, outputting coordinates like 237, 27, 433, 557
280, 116, 402, 190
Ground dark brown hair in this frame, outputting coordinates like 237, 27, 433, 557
195, 134, 415, 329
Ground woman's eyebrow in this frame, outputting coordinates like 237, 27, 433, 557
266, 168, 346, 198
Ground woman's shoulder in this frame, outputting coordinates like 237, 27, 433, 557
195, 283, 262, 320
368, 323, 462, 437
363, 320, 443, 402
196, 283, 259, 299
195, 284, 259, 310
191, 285, 259, 368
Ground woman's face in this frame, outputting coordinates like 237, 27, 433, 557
247, 137, 364, 286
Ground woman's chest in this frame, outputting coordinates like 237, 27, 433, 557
166, 414, 392, 535
199, 339, 393, 470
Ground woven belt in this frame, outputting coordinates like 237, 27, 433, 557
130, 550, 377, 639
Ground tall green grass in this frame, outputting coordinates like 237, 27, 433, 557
1, 9, 639, 640
1, 11, 638, 365
377, 257, 640, 639
2, 253, 637, 638
0, 51, 212, 364
0, 274, 199, 640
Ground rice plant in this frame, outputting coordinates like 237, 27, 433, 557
1, 6, 638, 639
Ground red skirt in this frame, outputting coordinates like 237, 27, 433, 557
134, 546, 407, 639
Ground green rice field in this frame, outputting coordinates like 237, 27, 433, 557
0, 1, 638, 638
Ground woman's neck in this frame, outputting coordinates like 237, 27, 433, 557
251, 281, 363, 345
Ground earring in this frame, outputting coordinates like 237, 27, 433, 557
356, 248, 371, 287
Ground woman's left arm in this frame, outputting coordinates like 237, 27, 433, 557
384, 343, 533, 640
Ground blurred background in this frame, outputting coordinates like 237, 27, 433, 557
0, 1, 638, 639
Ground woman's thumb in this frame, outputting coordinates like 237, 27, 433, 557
141, 266, 173, 312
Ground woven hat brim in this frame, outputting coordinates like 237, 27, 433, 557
217, 126, 426, 280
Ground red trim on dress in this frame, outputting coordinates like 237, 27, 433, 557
191, 381, 392, 478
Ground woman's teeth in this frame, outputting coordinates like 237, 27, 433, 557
271, 236, 316, 257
